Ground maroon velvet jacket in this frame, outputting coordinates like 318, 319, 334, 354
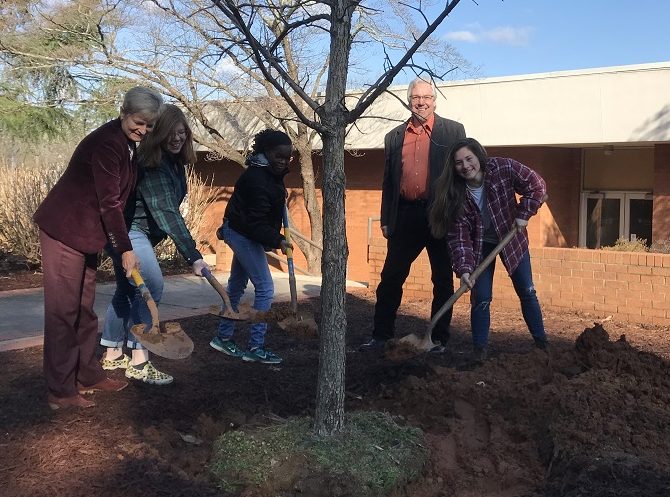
34, 119, 136, 255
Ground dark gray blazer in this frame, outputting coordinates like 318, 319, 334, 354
380, 114, 466, 236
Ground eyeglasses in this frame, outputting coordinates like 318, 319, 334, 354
410, 95, 435, 102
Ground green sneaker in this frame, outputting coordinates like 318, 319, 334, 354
210, 337, 244, 358
242, 347, 282, 365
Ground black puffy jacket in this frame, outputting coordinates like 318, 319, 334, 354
222, 162, 287, 249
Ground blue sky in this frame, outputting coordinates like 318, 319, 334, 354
434, 0, 670, 79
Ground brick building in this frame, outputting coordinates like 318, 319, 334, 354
195, 62, 670, 325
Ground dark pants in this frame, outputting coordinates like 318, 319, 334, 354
373, 201, 454, 343
40, 230, 106, 397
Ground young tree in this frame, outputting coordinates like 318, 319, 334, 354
1, 0, 468, 434
210, 0, 464, 435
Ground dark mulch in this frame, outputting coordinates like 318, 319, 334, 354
1, 272, 670, 496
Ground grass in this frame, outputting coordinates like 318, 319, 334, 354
210, 411, 429, 496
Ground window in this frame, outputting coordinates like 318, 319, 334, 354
579, 192, 652, 248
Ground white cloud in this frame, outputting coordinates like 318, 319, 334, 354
484, 26, 531, 46
445, 30, 479, 43
215, 57, 244, 77
445, 25, 532, 46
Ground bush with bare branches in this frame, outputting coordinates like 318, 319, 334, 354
0, 161, 214, 269
0, 160, 65, 264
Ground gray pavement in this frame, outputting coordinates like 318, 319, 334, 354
0, 271, 366, 352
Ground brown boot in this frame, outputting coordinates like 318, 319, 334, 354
78, 377, 128, 394
47, 393, 96, 410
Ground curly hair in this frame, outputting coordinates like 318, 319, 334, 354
251, 129, 292, 154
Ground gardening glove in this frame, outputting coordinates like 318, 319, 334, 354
461, 272, 475, 290
192, 258, 209, 277
280, 239, 293, 255
514, 218, 528, 232
121, 250, 140, 278
381, 225, 389, 239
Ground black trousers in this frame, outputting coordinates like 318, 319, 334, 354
373, 201, 454, 343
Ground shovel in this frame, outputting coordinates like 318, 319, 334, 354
396, 227, 518, 355
128, 269, 194, 360
277, 206, 318, 336
202, 267, 248, 320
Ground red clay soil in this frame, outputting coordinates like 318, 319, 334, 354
1, 286, 670, 497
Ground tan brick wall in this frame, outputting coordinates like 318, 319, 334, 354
369, 233, 670, 327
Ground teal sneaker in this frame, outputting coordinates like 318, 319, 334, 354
210, 337, 244, 358
242, 347, 282, 364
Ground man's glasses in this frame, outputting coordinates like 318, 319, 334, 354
410, 95, 435, 102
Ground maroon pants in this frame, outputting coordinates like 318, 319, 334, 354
40, 230, 105, 397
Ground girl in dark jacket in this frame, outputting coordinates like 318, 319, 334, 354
210, 129, 293, 364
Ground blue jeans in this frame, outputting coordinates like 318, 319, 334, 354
101, 230, 164, 349
216, 221, 273, 350
470, 243, 546, 348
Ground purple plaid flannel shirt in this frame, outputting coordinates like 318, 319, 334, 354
447, 157, 546, 277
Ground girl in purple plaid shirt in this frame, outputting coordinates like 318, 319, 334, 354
430, 138, 550, 363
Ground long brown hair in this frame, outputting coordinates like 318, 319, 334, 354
429, 138, 489, 238
137, 104, 196, 168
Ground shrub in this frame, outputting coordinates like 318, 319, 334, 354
602, 238, 649, 252
0, 160, 65, 264
0, 160, 214, 269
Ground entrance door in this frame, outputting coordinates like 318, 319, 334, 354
580, 192, 653, 248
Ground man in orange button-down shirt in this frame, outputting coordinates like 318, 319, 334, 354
360, 77, 466, 353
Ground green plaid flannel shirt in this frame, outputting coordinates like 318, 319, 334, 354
130, 158, 202, 265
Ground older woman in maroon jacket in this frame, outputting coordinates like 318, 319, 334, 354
34, 86, 163, 410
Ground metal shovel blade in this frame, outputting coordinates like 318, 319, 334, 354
129, 269, 193, 359
131, 322, 194, 360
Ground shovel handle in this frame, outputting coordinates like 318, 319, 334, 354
130, 269, 153, 304
427, 228, 518, 334
202, 267, 235, 310
130, 269, 160, 328
283, 206, 298, 314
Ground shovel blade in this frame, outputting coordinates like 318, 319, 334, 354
131, 322, 194, 360
278, 314, 318, 337
385, 332, 435, 361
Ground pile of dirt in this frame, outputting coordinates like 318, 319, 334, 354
1, 289, 670, 497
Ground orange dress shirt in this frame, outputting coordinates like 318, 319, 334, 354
400, 114, 433, 201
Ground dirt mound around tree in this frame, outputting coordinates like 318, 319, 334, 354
372, 324, 670, 497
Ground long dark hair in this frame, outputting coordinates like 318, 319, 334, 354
429, 137, 489, 238
138, 104, 196, 168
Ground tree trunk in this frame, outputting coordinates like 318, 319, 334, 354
294, 130, 323, 274
314, 0, 353, 436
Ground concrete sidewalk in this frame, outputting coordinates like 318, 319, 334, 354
0, 271, 366, 352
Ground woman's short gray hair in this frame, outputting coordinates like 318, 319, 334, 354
406, 77, 437, 103
121, 86, 164, 119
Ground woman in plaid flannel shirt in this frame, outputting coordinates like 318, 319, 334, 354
430, 138, 549, 362
100, 104, 209, 385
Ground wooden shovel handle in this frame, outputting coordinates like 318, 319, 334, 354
427, 228, 518, 335
283, 206, 298, 314
202, 267, 235, 310
130, 269, 160, 327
